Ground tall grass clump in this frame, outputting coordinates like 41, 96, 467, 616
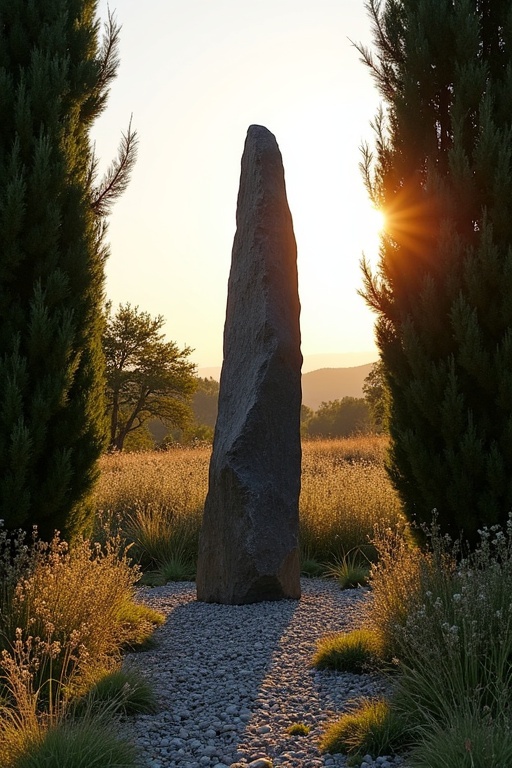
122, 504, 198, 574
364, 521, 424, 660
406, 708, 512, 768
323, 547, 372, 588
0, 532, 154, 683
94, 446, 208, 574
0, 525, 162, 766
300, 438, 404, 563
71, 668, 156, 719
94, 437, 403, 573
320, 698, 408, 759
4, 712, 140, 768
366, 517, 512, 764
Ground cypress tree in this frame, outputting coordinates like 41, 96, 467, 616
358, 0, 512, 544
0, 1, 136, 540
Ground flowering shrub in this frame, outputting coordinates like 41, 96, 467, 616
364, 517, 512, 764
0, 526, 162, 766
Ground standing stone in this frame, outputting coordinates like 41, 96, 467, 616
196, 124, 302, 605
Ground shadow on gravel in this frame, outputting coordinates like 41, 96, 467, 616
126, 584, 302, 767
125, 582, 378, 767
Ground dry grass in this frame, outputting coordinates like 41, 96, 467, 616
365, 521, 424, 660
94, 446, 208, 567
346, 521, 512, 764
300, 438, 404, 562
0, 535, 161, 702
302, 435, 390, 465
94, 446, 208, 519
0, 529, 163, 767
93, 436, 404, 570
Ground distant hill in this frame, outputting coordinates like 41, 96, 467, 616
197, 366, 222, 381
301, 363, 374, 410
147, 363, 376, 444
197, 363, 375, 411
197, 352, 378, 381
301, 352, 377, 373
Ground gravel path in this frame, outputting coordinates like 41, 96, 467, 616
123, 579, 408, 768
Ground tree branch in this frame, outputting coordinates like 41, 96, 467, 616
91, 117, 138, 217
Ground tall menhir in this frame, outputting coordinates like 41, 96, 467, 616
196, 125, 302, 605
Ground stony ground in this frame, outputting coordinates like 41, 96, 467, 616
122, 579, 410, 768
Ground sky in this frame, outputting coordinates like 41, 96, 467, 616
93, 0, 383, 373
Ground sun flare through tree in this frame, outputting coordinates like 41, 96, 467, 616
358, 0, 512, 545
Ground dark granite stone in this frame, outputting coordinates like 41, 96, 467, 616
196, 125, 302, 604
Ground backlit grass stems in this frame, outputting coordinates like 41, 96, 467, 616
0, 526, 162, 767
1, 533, 143, 684
367, 519, 512, 766
300, 444, 403, 563
93, 437, 404, 572
94, 447, 207, 570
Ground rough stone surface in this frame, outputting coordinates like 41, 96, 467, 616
196, 124, 302, 605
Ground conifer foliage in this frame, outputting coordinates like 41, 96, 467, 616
0, 2, 136, 539
359, 0, 512, 544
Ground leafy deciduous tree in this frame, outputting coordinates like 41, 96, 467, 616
104, 304, 197, 451
192, 377, 219, 429
306, 398, 371, 439
358, 0, 512, 543
0, 2, 136, 539
363, 361, 390, 433
300, 403, 314, 438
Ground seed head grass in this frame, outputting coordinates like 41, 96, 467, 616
0, 533, 163, 694
299, 439, 404, 563
0, 526, 161, 765
364, 517, 512, 763
94, 437, 403, 571
94, 446, 208, 572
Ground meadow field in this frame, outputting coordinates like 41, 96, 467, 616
93, 438, 512, 765
3, 436, 512, 766
92, 435, 404, 577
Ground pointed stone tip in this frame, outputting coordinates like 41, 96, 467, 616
248, 123, 271, 134
247, 124, 277, 145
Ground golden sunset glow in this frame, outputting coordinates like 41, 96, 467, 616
94, 0, 382, 366
381, 178, 439, 261
353, 201, 385, 270
370, 206, 386, 235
